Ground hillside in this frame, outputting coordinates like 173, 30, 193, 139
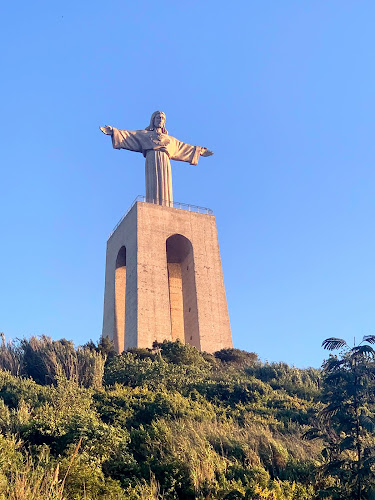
0, 336, 324, 499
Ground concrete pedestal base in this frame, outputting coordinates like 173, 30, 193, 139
102, 201, 232, 353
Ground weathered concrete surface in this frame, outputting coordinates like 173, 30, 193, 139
102, 202, 232, 353
168, 262, 185, 343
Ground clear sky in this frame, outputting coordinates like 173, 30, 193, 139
1, 1, 374, 368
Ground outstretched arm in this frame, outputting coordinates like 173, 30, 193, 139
99, 125, 142, 153
172, 140, 214, 165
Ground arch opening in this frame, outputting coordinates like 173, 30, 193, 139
166, 234, 199, 349
115, 246, 126, 353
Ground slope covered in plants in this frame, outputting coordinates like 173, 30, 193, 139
0, 336, 324, 499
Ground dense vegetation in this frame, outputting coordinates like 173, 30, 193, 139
0, 334, 373, 499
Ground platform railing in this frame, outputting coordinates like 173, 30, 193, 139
109, 195, 213, 238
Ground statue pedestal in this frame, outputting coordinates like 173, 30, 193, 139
102, 200, 232, 353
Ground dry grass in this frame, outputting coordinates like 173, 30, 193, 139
0, 458, 66, 500
0, 439, 83, 500
129, 473, 165, 500
148, 417, 322, 495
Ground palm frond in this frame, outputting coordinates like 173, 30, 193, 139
322, 338, 347, 351
323, 360, 346, 382
359, 414, 375, 432
323, 358, 346, 374
351, 345, 375, 357
303, 427, 323, 440
321, 401, 341, 416
362, 335, 375, 345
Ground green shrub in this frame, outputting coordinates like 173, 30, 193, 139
0, 338, 324, 498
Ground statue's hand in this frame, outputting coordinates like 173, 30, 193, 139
200, 148, 214, 157
100, 125, 113, 136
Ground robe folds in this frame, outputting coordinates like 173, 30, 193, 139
111, 127, 204, 206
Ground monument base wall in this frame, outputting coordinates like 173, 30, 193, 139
102, 201, 232, 353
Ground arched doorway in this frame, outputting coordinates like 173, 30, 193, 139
166, 234, 199, 348
115, 246, 126, 352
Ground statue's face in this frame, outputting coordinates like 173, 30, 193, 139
153, 112, 166, 129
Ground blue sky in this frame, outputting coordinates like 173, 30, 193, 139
1, 1, 374, 367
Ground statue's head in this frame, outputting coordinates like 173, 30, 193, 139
146, 111, 168, 134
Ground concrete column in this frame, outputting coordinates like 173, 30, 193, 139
102, 201, 232, 353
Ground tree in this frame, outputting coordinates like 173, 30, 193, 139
306, 336, 375, 499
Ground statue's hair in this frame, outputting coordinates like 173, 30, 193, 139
145, 111, 168, 134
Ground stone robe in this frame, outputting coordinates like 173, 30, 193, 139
111, 127, 204, 206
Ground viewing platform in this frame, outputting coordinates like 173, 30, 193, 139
109, 195, 213, 239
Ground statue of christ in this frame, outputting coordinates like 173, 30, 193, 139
100, 111, 213, 206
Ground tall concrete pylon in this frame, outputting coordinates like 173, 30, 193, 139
102, 199, 232, 353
